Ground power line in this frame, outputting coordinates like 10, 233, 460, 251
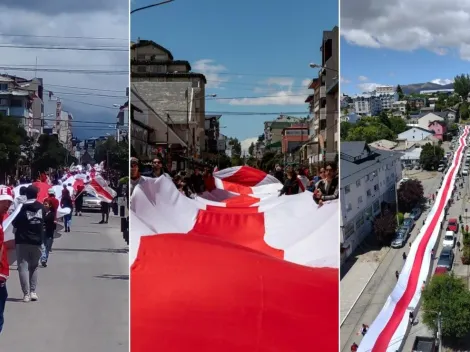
2, 63, 128, 68
0, 44, 128, 51
46, 90, 126, 98
0, 66, 127, 75
42, 117, 123, 125
0, 33, 128, 41
55, 98, 120, 110
45, 84, 124, 93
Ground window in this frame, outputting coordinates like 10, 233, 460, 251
366, 175, 370, 181
0, 99, 6, 106
373, 200, 380, 212
10, 99, 23, 107
345, 185, 350, 194
367, 189, 371, 197
356, 179, 361, 187
343, 222, 355, 241
0, 84, 7, 91
355, 214, 364, 228
346, 203, 352, 211
374, 184, 379, 191
358, 196, 363, 203
137, 66, 147, 73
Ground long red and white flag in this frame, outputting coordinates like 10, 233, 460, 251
131, 166, 339, 352
85, 175, 116, 203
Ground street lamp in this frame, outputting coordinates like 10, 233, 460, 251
206, 94, 217, 98
309, 62, 339, 72
131, 0, 175, 14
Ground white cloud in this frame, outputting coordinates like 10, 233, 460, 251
341, 77, 351, 84
341, 0, 470, 60
431, 78, 454, 85
0, 2, 128, 138
358, 75, 368, 82
193, 59, 228, 89
240, 137, 258, 155
264, 77, 295, 87
358, 82, 382, 92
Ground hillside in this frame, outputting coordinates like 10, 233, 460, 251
401, 82, 454, 95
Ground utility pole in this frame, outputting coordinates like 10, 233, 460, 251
437, 311, 442, 352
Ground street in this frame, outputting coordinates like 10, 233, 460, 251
1, 212, 129, 352
340, 166, 450, 352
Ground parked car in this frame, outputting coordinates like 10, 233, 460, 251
442, 231, 456, 248
447, 218, 459, 233
391, 227, 410, 248
82, 192, 102, 211
463, 168, 469, 176
438, 165, 445, 172
403, 217, 415, 230
415, 165, 421, 170
410, 207, 422, 220
435, 247, 454, 274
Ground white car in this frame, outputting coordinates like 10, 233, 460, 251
463, 169, 469, 176
442, 231, 455, 248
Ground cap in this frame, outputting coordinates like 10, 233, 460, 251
131, 157, 139, 163
48, 189, 55, 195
0, 186, 13, 202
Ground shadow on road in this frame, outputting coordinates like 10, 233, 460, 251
95, 274, 129, 280
52, 248, 129, 254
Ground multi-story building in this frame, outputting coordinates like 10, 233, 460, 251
304, 26, 338, 168
281, 125, 309, 162
352, 94, 381, 116
408, 97, 426, 110
373, 86, 398, 110
340, 141, 402, 264
217, 134, 227, 154
392, 100, 407, 113
131, 39, 207, 169
204, 115, 221, 155
57, 110, 73, 152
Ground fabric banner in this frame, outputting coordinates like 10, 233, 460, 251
130, 166, 339, 352
359, 127, 469, 351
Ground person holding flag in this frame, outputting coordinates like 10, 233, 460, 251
0, 186, 13, 332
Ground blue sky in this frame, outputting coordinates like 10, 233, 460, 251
131, 0, 338, 148
340, 0, 470, 96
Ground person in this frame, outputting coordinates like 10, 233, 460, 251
74, 183, 85, 216
130, 157, 143, 196
203, 168, 216, 193
143, 158, 169, 178
360, 323, 368, 336
0, 186, 13, 332
61, 191, 73, 232
99, 201, 109, 224
313, 162, 339, 206
189, 167, 204, 194
409, 311, 414, 324
12, 185, 44, 302
40, 200, 56, 267
45, 188, 59, 214
11, 186, 27, 212
274, 165, 284, 184
279, 168, 300, 196
395, 270, 399, 280
351, 342, 358, 352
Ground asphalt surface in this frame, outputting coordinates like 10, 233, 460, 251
1, 212, 129, 352
340, 168, 445, 352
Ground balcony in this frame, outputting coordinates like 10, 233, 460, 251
320, 107, 327, 120
320, 86, 326, 98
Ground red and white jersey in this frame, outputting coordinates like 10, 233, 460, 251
0, 223, 9, 281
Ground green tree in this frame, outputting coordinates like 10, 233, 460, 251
94, 137, 129, 176
228, 138, 241, 157
216, 153, 232, 169
340, 121, 352, 140
0, 115, 27, 177
378, 111, 391, 129
396, 84, 404, 100
248, 142, 255, 156
260, 151, 281, 172
453, 74, 470, 100
422, 274, 470, 340
32, 134, 67, 173
346, 124, 396, 143
459, 102, 469, 120
373, 211, 397, 244
435, 94, 447, 111
405, 102, 411, 116
398, 179, 424, 212
419, 143, 445, 171
389, 116, 408, 135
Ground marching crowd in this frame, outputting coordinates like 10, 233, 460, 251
130, 156, 339, 206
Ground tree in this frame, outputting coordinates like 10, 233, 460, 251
405, 101, 411, 116
248, 142, 255, 157
340, 121, 352, 140
32, 134, 67, 173
422, 274, 470, 340
0, 115, 27, 177
346, 124, 396, 143
398, 179, 424, 212
453, 74, 470, 100
260, 151, 281, 172
373, 211, 397, 244
396, 85, 404, 100
94, 137, 128, 176
389, 116, 408, 135
378, 111, 391, 129
420, 143, 445, 171
460, 102, 469, 120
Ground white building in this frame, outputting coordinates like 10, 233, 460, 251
392, 100, 407, 113
397, 127, 433, 142
340, 142, 402, 264
375, 85, 395, 95
408, 112, 445, 131
352, 94, 381, 115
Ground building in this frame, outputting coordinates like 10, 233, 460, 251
408, 97, 426, 110
263, 116, 304, 154
408, 112, 446, 130
204, 115, 222, 158
428, 120, 446, 140
352, 94, 381, 116
281, 125, 309, 162
56, 111, 73, 152
397, 127, 433, 142
304, 26, 338, 168
217, 133, 227, 154
340, 142, 402, 263
131, 39, 207, 169
420, 89, 454, 95
392, 100, 407, 113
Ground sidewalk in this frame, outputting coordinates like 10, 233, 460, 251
1, 213, 129, 352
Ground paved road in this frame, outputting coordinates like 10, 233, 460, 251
340, 169, 446, 352
1, 212, 129, 352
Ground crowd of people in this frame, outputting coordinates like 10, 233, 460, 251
130, 156, 339, 206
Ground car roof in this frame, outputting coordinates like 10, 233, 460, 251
441, 247, 452, 254
445, 231, 454, 236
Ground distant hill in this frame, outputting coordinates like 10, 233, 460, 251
400, 82, 454, 95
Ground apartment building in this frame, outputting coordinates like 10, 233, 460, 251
340, 141, 402, 264
392, 100, 407, 113
204, 115, 222, 155
352, 94, 381, 116
281, 125, 309, 154
131, 39, 207, 169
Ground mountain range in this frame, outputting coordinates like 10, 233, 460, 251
400, 82, 454, 95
